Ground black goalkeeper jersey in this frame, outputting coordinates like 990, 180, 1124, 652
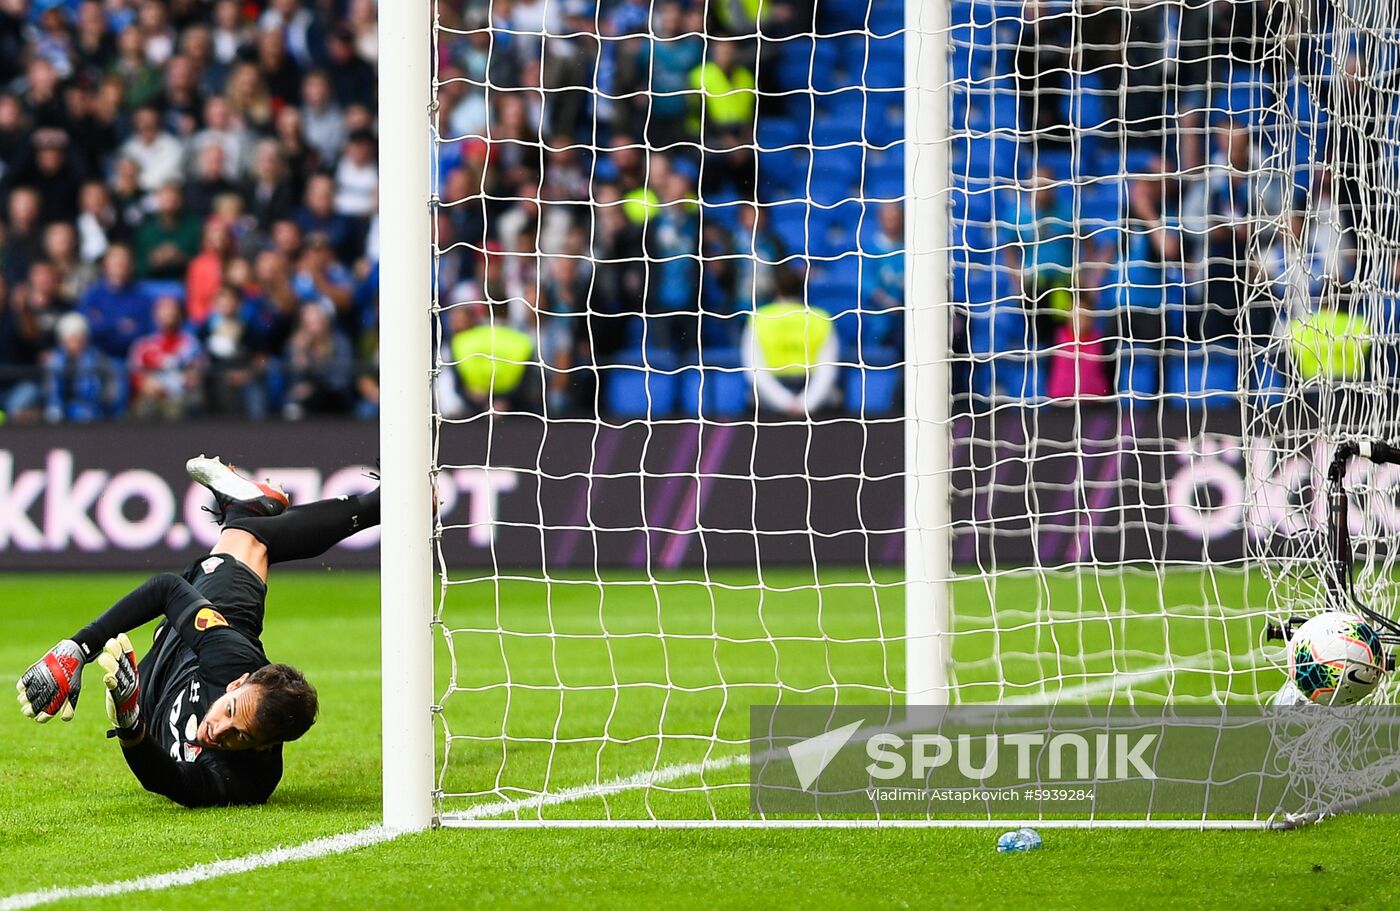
124, 555, 283, 806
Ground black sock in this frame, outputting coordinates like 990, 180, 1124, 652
226, 489, 380, 565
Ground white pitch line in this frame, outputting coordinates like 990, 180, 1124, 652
0, 826, 403, 911
446, 751, 752, 822
1017, 646, 1277, 705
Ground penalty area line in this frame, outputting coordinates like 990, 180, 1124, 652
0, 826, 403, 911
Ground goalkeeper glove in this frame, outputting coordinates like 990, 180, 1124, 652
16, 639, 86, 722
97, 634, 140, 734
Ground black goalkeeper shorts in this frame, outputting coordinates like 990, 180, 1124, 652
179, 553, 269, 641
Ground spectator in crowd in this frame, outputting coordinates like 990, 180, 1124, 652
75, 180, 116, 262
45, 311, 125, 423
224, 61, 274, 135
688, 39, 756, 197
999, 171, 1076, 346
134, 182, 200, 279
44, 222, 96, 304
4, 187, 45, 284
202, 283, 265, 419
449, 302, 537, 415
11, 128, 84, 226
121, 106, 184, 193
295, 173, 356, 260
256, 26, 302, 107
744, 267, 839, 417
187, 218, 233, 324
128, 295, 203, 420
300, 70, 346, 163
283, 301, 353, 419
1289, 302, 1372, 383
192, 95, 254, 182
80, 244, 149, 358
245, 139, 297, 228
859, 202, 905, 355
185, 143, 239, 219
0, 274, 43, 421
1046, 295, 1113, 401
325, 27, 375, 109
333, 129, 377, 220
645, 1, 703, 149
293, 233, 354, 331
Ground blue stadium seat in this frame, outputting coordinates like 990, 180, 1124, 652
863, 103, 903, 149
811, 255, 862, 316
1117, 345, 1160, 401
758, 148, 809, 201
812, 201, 862, 257
768, 202, 813, 253
756, 117, 804, 151
811, 115, 864, 149
1078, 181, 1127, 245
812, 90, 866, 143
845, 364, 901, 415
810, 146, 863, 194
811, 56, 853, 93
679, 347, 749, 418
863, 35, 904, 88
700, 202, 743, 232
863, 166, 903, 200
774, 40, 818, 93
1162, 350, 1239, 411
992, 357, 1045, 401
869, 0, 902, 37
866, 143, 902, 176
951, 134, 1019, 179
604, 347, 681, 419
136, 280, 186, 302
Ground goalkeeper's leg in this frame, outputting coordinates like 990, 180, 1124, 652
188, 456, 381, 574
221, 490, 381, 566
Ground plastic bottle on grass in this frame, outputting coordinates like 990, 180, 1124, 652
996, 828, 1042, 853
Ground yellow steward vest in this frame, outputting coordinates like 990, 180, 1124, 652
451, 325, 534, 397
1289, 308, 1370, 380
753, 301, 833, 378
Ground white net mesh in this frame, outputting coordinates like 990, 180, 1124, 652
419, 0, 1400, 824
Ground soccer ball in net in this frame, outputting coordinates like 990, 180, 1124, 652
1287, 612, 1387, 706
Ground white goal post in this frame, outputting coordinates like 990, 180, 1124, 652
377, 0, 1400, 829
379, 0, 435, 832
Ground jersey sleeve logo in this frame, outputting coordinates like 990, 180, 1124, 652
194, 607, 229, 632
200, 556, 224, 574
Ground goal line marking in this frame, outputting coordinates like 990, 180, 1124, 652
0, 826, 402, 911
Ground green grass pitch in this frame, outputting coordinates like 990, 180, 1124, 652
3, 569, 1399, 909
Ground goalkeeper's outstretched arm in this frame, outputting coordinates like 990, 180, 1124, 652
16, 574, 210, 722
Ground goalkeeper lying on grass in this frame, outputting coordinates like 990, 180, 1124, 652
15, 457, 380, 808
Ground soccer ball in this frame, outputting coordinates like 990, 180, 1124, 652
1287, 611, 1387, 705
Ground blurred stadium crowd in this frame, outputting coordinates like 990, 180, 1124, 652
0, 0, 380, 423
957, 0, 1391, 406
0, 0, 1375, 423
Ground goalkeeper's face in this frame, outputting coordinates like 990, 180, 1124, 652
196, 677, 272, 752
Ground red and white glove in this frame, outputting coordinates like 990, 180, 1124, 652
16, 639, 85, 722
97, 634, 140, 733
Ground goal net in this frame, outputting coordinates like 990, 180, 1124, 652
388, 0, 1400, 826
